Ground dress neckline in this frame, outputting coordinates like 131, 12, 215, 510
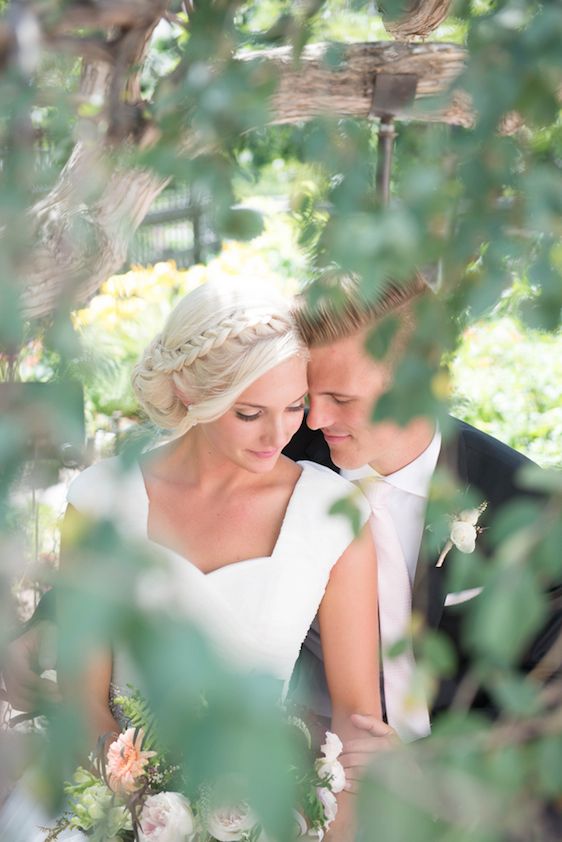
133, 460, 307, 578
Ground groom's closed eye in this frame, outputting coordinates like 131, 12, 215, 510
312, 390, 356, 405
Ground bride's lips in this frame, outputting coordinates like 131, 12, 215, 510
249, 449, 279, 459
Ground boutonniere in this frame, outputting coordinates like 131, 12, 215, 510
436, 501, 488, 567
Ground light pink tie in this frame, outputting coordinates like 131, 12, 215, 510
359, 477, 431, 741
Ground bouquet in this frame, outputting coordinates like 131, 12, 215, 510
46, 689, 345, 841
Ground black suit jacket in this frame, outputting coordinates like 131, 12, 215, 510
284, 415, 560, 717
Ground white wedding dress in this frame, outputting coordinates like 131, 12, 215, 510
1, 457, 369, 841
70, 457, 369, 691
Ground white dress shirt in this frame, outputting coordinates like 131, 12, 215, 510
341, 427, 442, 586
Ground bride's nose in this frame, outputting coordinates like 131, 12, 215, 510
262, 414, 288, 448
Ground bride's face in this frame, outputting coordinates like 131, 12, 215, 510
200, 356, 308, 473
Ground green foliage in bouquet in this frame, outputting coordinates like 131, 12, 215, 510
64, 768, 133, 841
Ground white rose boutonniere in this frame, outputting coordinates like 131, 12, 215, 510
436, 501, 487, 567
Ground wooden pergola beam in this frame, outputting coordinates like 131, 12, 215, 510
248, 41, 470, 128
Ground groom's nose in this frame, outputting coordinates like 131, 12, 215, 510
306, 397, 332, 430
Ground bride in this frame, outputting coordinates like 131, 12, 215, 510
6, 279, 383, 840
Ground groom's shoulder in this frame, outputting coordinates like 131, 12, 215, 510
450, 417, 538, 504
452, 417, 534, 469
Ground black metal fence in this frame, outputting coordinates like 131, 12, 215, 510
127, 185, 220, 269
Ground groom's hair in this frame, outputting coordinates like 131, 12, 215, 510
293, 269, 428, 348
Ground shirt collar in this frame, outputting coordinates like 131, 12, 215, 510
341, 426, 442, 499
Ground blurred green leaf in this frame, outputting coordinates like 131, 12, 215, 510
533, 735, 562, 798
365, 315, 399, 361
420, 629, 457, 678
465, 565, 546, 665
488, 673, 541, 717
487, 499, 543, 550
219, 207, 264, 241
446, 548, 488, 594
329, 494, 363, 537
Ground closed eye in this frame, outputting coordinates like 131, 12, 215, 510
235, 411, 261, 421
236, 403, 305, 421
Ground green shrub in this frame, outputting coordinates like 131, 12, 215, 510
450, 316, 562, 468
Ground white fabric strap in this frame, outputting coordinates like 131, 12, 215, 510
358, 477, 431, 741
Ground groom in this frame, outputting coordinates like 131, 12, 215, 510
3, 274, 560, 738
284, 272, 561, 753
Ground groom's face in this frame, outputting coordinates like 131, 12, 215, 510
306, 330, 400, 471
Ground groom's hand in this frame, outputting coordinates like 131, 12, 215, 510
2, 620, 61, 712
341, 713, 399, 793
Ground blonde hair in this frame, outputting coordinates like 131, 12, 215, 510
293, 269, 428, 348
132, 280, 307, 436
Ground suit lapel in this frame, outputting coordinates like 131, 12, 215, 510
412, 422, 463, 629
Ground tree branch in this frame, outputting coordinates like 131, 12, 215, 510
42, 0, 165, 33
21, 146, 168, 320
381, 0, 454, 40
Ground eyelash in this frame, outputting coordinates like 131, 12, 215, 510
235, 404, 305, 422
236, 412, 260, 421
332, 397, 351, 405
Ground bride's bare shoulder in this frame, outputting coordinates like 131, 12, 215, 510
274, 454, 303, 486
138, 440, 184, 482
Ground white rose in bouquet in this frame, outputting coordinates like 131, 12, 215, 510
138, 791, 196, 842
205, 802, 258, 841
316, 787, 338, 827
315, 732, 346, 794
319, 732, 342, 763
292, 809, 309, 837
315, 758, 346, 794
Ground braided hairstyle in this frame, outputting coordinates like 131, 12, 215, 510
132, 280, 307, 437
